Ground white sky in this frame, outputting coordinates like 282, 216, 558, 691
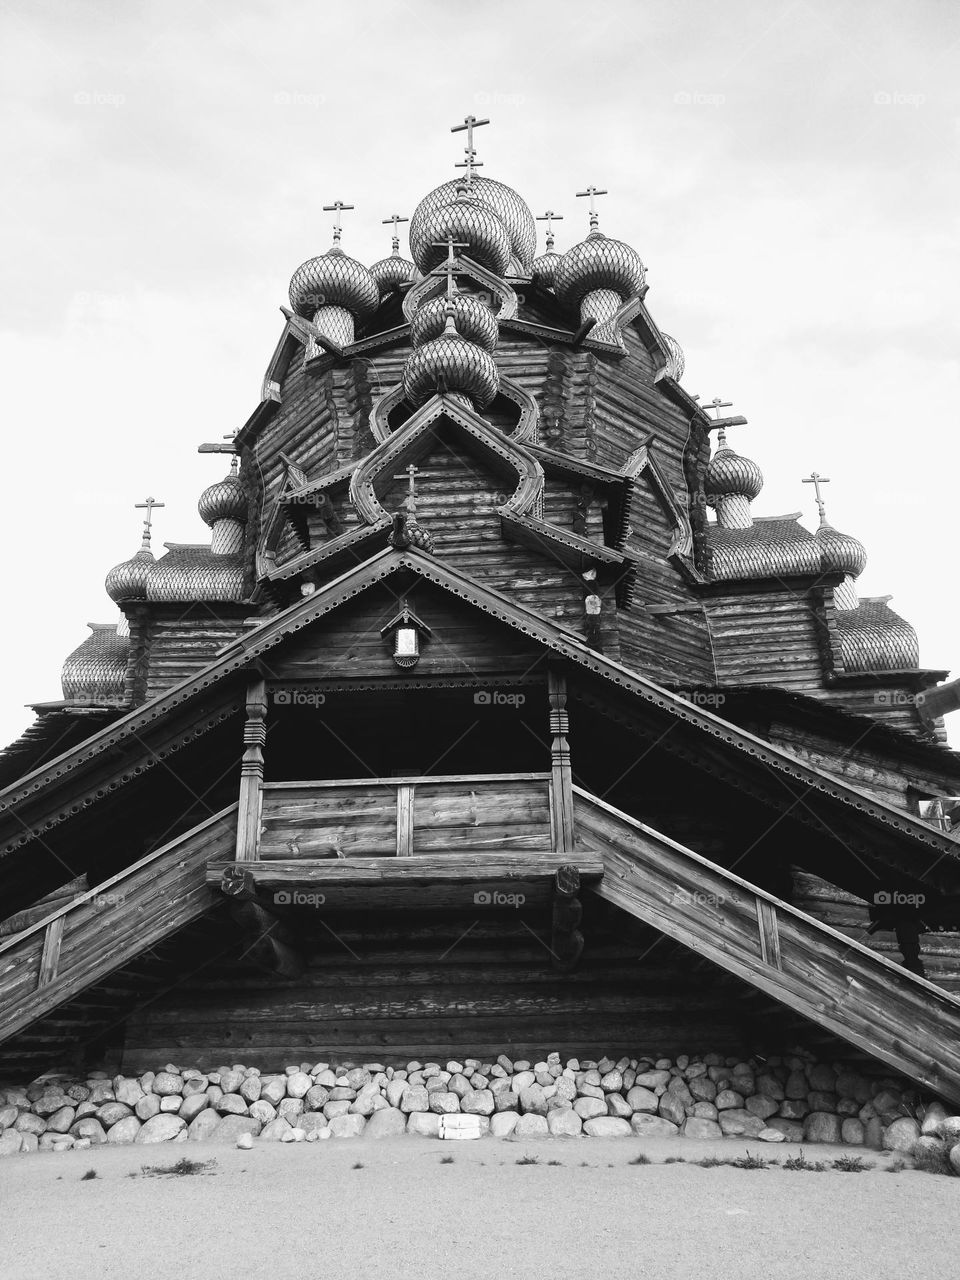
1, 0, 958, 749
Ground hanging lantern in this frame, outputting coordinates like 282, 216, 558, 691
380, 605, 432, 670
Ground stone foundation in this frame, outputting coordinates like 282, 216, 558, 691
0, 1048, 955, 1161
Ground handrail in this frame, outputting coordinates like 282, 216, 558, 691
262, 773, 551, 790
0, 804, 238, 955
574, 784, 960, 1010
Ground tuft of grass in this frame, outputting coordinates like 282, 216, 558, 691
546, 1159, 562, 1167
579, 1161, 591, 1167
440, 1155, 455, 1164
629, 1153, 652, 1165
516, 1154, 539, 1165
831, 1155, 873, 1173
885, 1158, 908, 1173
80, 1169, 98, 1181
783, 1150, 826, 1172
726, 1151, 769, 1170
663, 1156, 686, 1164
696, 1156, 728, 1168
352, 1161, 364, 1170
138, 1158, 216, 1178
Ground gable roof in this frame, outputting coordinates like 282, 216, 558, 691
1, 545, 958, 869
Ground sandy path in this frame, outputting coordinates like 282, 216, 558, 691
0, 1136, 953, 1280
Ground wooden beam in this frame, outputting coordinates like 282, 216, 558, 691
236, 676, 267, 862
551, 864, 584, 973
756, 899, 782, 971
37, 917, 64, 988
396, 784, 415, 858
219, 865, 304, 978
548, 669, 575, 853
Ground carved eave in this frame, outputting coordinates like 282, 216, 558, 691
401, 254, 520, 323
6, 546, 959, 878
371, 376, 539, 446
500, 511, 625, 573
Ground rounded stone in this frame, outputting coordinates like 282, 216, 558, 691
841, 1118, 865, 1145
45, 1106, 76, 1134
328, 1114, 366, 1138
106, 1117, 143, 1145
803, 1112, 842, 1144
630, 1113, 680, 1138
573, 1096, 607, 1121
461, 1089, 494, 1116
151, 1072, 184, 1097
758, 1128, 786, 1143
745, 1095, 779, 1121
215, 1115, 261, 1144
286, 1072, 313, 1099
260, 1118, 293, 1142
719, 1110, 766, 1138
682, 1116, 723, 1139
187, 1109, 221, 1142
882, 1117, 920, 1152
407, 1112, 441, 1137
70, 1118, 107, 1144
364, 1108, 407, 1139
135, 1114, 186, 1143
513, 1113, 549, 1139
428, 1092, 460, 1115
547, 1109, 583, 1137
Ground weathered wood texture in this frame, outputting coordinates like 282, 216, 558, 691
144, 610, 249, 700
577, 787, 960, 1105
0, 806, 237, 1049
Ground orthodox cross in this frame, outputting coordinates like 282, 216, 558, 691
802, 470, 831, 522
382, 213, 409, 255
452, 114, 489, 185
702, 397, 747, 431
393, 463, 421, 512
134, 496, 164, 549
576, 186, 608, 232
323, 200, 355, 246
537, 210, 563, 250
431, 235, 469, 296
198, 430, 239, 457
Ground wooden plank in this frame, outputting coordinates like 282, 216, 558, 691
208, 853, 603, 887
395, 784, 414, 858
261, 773, 550, 790
574, 787, 960, 1105
756, 899, 782, 971
37, 917, 64, 988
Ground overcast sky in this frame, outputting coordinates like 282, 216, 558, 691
1, 0, 958, 749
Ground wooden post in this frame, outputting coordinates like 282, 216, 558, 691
548, 668, 575, 853
236, 676, 267, 862
37, 916, 65, 988
396, 784, 415, 858
552, 864, 585, 972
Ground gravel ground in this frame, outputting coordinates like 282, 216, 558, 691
1, 1136, 954, 1280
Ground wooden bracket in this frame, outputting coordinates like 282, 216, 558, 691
551, 863, 584, 972
220, 865, 304, 978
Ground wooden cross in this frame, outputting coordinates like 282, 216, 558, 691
198, 430, 239, 456
393, 463, 421, 511
323, 200, 355, 245
704, 397, 733, 419
382, 213, 409, 254
452, 114, 489, 185
802, 470, 831, 521
431, 234, 469, 295
576, 186, 608, 231
134, 496, 164, 548
702, 396, 748, 431
537, 210, 563, 249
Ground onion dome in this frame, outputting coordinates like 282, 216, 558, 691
369, 252, 416, 298
288, 248, 379, 321
816, 521, 867, 580
410, 176, 536, 273
198, 464, 246, 527
61, 623, 128, 704
661, 332, 685, 380
410, 294, 498, 352
402, 303, 500, 408
411, 194, 512, 277
555, 232, 646, 310
704, 429, 763, 531
105, 546, 154, 602
532, 250, 562, 289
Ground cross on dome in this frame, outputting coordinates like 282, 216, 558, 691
576, 186, 608, 232
802, 470, 832, 523
134, 496, 164, 549
430, 234, 470, 296
322, 199, 355, 246
382, 213, 409, 254
451, 114, 489, 186
393, 463, 422, 512
537, 210, 564, 249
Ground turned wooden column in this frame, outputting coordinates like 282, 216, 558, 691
236, 676, 267, 862
548, 668, 575, 852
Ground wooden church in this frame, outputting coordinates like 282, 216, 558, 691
3, 118, 960, 1103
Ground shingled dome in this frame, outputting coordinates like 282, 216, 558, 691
410, 175, 536, 272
